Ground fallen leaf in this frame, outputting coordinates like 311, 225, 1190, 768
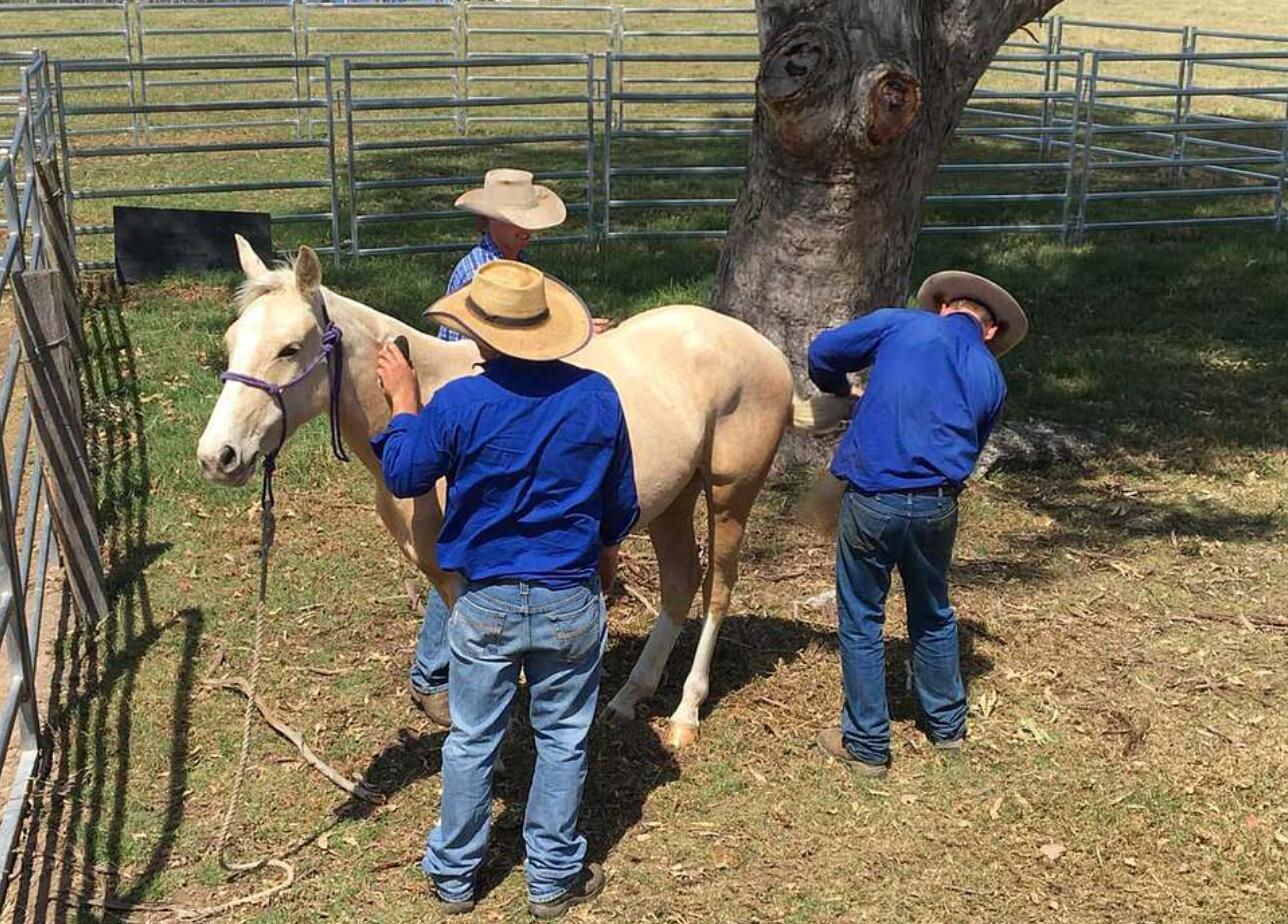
989, 796, 1004, 820
318, 832, 331, 851
1038, 842, 1066, 863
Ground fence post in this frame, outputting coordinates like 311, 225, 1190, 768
33, 160, 81, 350
1074, 52, 1100, 244
132, 0, 151, 140
455, 1, 469, 135
1059, 51, 1084, 244
10, 270, 109, 627
602, 52, 613, 238
1171, 26, 1196, 185
585, 55, 596, 240
1276, 94, 1288, 231
123, 0, 139, 143
52, 62, 78, 264
323, 59, 340, 267
1041, 15, 1063, 160
292, 0, 305, 140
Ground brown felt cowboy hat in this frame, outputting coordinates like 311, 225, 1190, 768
915, 271, 1029, 357
424, 260, 591, 361
454, 168, 567, 231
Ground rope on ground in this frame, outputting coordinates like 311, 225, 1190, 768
204, 677, 383, 804
190, 597, 295, 920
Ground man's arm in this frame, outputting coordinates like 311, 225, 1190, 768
371, 346, 452, 498
807, 309, 901, 396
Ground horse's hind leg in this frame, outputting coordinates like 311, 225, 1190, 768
664, 473, 763, 750
603, 477, 703, 724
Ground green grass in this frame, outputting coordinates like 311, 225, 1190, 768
2, 3, 1288, 922
5, 1, 1287, 264
4, 225, 1286, 923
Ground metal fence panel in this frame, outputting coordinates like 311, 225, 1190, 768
0, 51, 66, 909
345, 53, 596, 256
55, 54, 340, 268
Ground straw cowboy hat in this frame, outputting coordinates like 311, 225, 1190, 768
916, 270, 1029, 357
424, 259, 591, 361
454, 168, 567, 231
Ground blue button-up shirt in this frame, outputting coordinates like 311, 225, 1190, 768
371, 358, 640, 587
808, 309, 1006, 493
437, 233, 518, 342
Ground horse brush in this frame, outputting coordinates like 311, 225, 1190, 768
378, 335, 413, 400
393, 335, 411, 367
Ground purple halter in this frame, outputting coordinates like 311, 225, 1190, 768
219, 293, 351, 515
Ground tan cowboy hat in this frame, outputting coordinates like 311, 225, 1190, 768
424, 260, 591, 361
454, 168, 567, 231
915, 271, 1029, 357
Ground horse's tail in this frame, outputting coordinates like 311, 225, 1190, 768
791, 393, 855, 433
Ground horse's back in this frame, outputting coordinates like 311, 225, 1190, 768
571, 305, 793, 522
576, 304, 792, 413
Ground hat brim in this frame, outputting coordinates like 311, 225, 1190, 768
454, 184, 567, 231
915, 271, 1029, 357
424, 273, 591, 362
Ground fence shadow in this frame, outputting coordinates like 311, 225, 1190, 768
6, 279, 203, 923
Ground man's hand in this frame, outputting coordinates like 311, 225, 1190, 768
377, 340, 420, 416
591, 317, 613, 336
597, 545, 620, 594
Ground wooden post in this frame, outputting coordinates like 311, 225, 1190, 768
11, 270, 108, 626
33, 158, 84, 358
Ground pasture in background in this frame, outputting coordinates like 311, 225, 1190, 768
0, 2, 1284, 922
1, 3, 1287, 265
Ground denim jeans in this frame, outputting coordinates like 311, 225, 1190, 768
836, 489, 967, 765
422, 579, 606, 904
410, 589, 450, 695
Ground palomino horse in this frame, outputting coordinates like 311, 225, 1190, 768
197, 240, 794, 748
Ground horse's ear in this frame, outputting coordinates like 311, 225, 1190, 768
294, 245, 322, 294
234, 234, 268, 278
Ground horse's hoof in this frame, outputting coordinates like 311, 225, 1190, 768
663, 721, 699, 750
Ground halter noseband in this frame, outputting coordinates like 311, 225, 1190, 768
219, 291, 351, 514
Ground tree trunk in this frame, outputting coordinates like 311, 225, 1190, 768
713, 0, 1063, 403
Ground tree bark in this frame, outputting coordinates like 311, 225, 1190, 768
713, 0, 1064, 400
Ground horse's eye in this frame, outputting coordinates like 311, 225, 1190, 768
277, 344, 301, 359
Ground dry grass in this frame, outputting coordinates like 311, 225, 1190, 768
3, 219, 1287, 922
0, 4, 1286, 923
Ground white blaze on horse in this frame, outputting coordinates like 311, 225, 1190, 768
197, 240, 794, 748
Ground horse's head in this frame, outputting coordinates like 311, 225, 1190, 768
197, 236, 333, 486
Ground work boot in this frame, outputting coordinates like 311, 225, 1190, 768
409, 682, 451, 730
816, 727, 889, 778
435, 891, 475, 916
932, 735, 965, 753
528, 863, 606, 919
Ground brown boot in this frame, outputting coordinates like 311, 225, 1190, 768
409, 683, 451, 729
528, 863, 606, 919
816, 728, 888, 778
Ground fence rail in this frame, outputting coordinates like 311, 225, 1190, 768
3, 7, 1288, 254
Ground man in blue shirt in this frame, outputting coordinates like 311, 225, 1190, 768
411, 169, 609, 728
373, 259, 638, 918
808, 271, 1028, 776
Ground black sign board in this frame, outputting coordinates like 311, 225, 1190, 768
113, 206, 272, 283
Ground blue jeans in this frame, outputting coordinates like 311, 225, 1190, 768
422, 579, 606, 904
836, 489, 967, 765
411, 589, 450, 695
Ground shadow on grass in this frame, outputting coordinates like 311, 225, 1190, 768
8, 279, 205, 923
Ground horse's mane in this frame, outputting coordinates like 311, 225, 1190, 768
235, 265, 297, 314
236, 259, 326, 317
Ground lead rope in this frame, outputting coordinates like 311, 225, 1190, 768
184, 474, 293, 920
188, 303, 352, 918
